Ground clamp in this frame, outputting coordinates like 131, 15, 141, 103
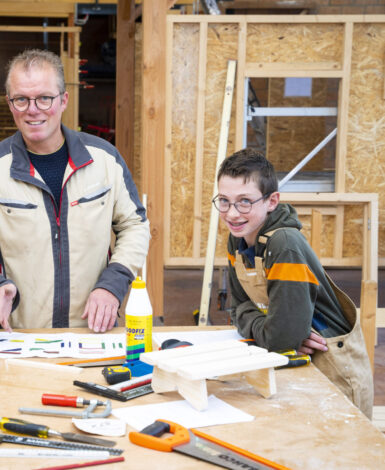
19, 393, 112, 419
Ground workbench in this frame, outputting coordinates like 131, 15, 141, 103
1, 327, 384, 470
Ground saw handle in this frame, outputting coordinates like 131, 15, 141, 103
129, 419, 190, 452
42, 393, 79, 407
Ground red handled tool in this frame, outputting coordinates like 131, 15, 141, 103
42, 394, 105, 408
129, 419, 291, 470
19, 394, 112, 418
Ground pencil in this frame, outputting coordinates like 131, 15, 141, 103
56, 355, 125, 366
31, 456, 125, 470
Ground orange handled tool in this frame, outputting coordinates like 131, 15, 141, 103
42, 394, 105, 408
130, 419, 291, 470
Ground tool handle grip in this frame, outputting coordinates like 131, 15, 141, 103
0, 418, 48, 438
140, 420, 170, 437
129, 419, 190, 452
42, 393, 78, 407
277, 354, 311, 369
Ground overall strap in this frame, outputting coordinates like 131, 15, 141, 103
257, 228, 280, 246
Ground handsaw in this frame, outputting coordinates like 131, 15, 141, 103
129, 419, 291, 470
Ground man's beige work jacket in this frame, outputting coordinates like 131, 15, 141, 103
0, 125, 150, 328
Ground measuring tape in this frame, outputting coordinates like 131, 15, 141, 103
102, 366, 131, 385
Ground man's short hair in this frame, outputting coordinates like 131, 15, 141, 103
217, 148, 278, 196
5, 49, 66, 95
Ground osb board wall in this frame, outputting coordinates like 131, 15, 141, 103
169, 23, 199, 257
245, 23, 344, 64
168, 23, 238, 258
133, 19, 384, 265
200, 24, 238, 259
347, 23, 385, 258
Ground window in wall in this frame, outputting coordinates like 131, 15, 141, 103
245, 77, 339, 192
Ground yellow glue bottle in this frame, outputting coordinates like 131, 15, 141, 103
125, 276, 153, 362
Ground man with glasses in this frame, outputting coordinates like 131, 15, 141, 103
0, 49, 150, 333
214, 148, 373, 418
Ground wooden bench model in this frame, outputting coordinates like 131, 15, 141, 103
139, 340, 288, 411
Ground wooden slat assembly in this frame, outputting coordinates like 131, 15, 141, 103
140, 340, 288, 410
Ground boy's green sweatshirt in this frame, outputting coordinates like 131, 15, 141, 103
227, 203, 352, 351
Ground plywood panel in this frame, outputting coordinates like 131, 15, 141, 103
169, 23, 200, 257
200, 24, 239, 259
246, 23, 344, 64
347, 23, 385, 258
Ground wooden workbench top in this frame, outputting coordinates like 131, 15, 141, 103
1, 327, 384, 469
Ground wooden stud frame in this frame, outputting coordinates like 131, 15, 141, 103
163, 15, 382, 274
162, 16, 380, 358
279, 193, 379, 283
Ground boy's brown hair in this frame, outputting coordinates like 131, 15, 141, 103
217, 148, 278, 196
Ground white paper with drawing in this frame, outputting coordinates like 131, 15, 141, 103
0, 329, 243, 359
0, 331, 125, 358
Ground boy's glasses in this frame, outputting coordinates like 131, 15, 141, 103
8, 94, 63, 112
212, 194, 270, 214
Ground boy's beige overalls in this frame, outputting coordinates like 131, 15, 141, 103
233, 230, 374, 419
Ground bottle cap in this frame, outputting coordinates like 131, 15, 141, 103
132, 276, 146, 289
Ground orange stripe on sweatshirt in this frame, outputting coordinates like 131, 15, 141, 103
227, 252, 236, 266
265, 263, 319, 285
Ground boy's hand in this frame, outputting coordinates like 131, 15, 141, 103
298, 332, 328, 355
0, 284, 17, 332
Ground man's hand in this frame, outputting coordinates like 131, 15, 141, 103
298, 332, 328, 355
0, 284, 17, 332
82, 288, 119, 333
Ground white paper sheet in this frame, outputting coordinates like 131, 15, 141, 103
0, 329, 243, 359
112, 394, 254, 430
0, 331, 125, 358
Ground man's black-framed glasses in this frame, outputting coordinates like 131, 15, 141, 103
9, 93, 63, 112
212, 193, 271, 214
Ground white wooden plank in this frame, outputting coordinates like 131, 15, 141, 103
140, 339, 252, 365
199, 59, 237, 326
177, 352, 288, 380
157, 344, 267, 372
150, 366, 178, 393
175, 375, 208, 411
245, 368, 276, 398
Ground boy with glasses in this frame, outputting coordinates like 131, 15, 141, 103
0, 49, 150, 333
214, 148, 373, 418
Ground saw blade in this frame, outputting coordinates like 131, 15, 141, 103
0, 433, 123, 455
